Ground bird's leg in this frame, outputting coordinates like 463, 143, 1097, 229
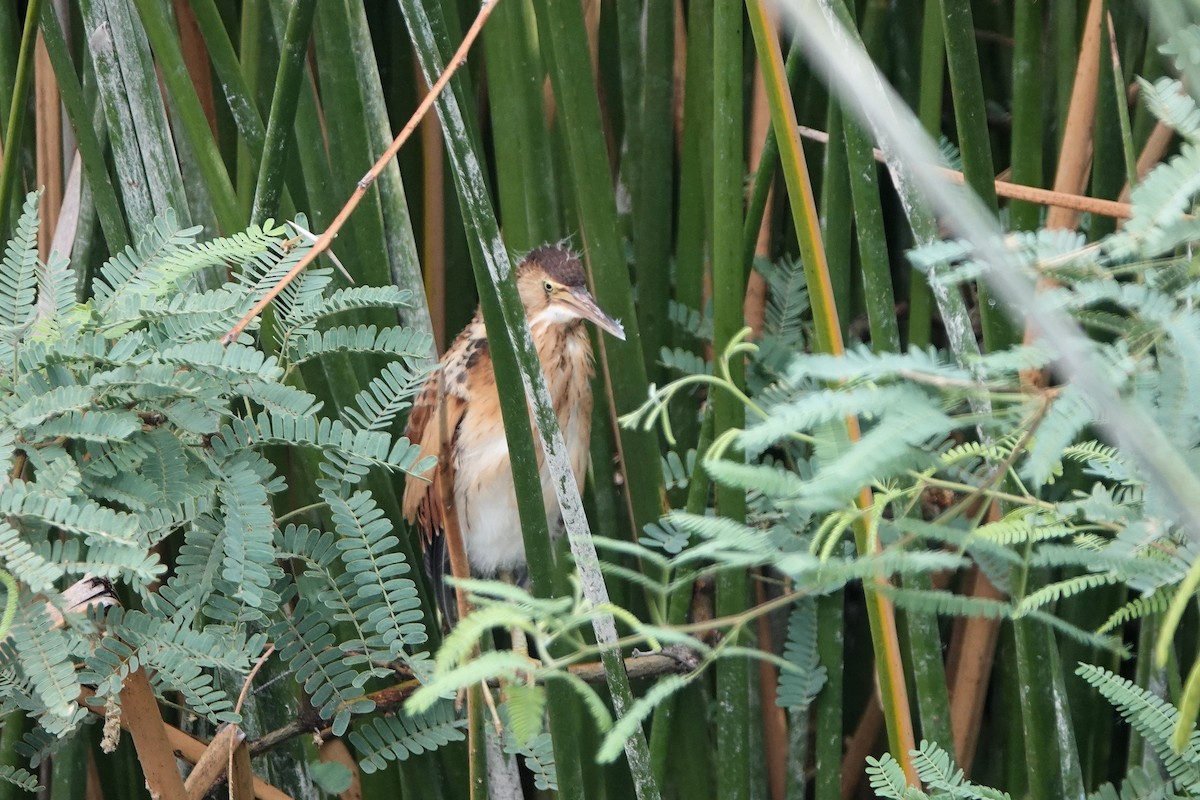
479, 677, 505, 735
498, 569, 532, 665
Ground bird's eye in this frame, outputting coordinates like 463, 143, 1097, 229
543, 280, 554, 294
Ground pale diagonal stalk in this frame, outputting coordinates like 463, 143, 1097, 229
250, 0, 317, 225
905, 0, 944, 348
747, 0, 918, 781
833, 0, 953, 761
0, 0, 42, 237
713, 2, 751, 799
815, 0, 991, 436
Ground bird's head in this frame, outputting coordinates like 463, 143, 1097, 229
516, 246, 626, 340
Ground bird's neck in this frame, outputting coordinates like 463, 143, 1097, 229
530, 320, 593, 384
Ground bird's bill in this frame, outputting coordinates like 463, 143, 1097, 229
565, 287, 626, 340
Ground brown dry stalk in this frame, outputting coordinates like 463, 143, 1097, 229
229, 738, 257, 800
81, 683, 292, 800
754, 578, 787, 800
173, 0, 218, 136
35, 31, 61, 260
222, 0, 502, 346
1044, 0, 1104, 232
796, 125, 1132, 221
318, 739, 361, 800
417, 63, 448, 353
183, 723, 245, 800
744, 55, 773, 340
840, 697, 884, 800
672, 0, 688, 155
318, 739, 362, 800
119, 668, 188, 800
165, 727, 290, 800
945, 562, 1005, 773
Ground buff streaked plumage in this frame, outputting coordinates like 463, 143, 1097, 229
402, 245, 625, 624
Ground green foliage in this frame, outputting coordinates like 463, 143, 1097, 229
0, 195, 437, 772
1077, 664, 1200, 793
349, 700, 465, 773
776, 599, 826, 709
0, 765, 40, 792
867, 741, 1010, 800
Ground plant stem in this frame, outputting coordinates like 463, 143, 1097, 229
746, 0, 918, 782
0, 0, 43, 238
250, 0, 317, 225
714, 1, 750, 798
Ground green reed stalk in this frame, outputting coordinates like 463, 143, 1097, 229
630, 0, 675, 384
713, 0, 751, 797
250, 0, 316, 225
749, 0, 919, 781
483, 0, 557, 251
0, 0, 42, 237
1010, 0, 1044, 232
130, 0, 241, 232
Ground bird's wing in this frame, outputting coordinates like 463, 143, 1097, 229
402, 325, 473, 548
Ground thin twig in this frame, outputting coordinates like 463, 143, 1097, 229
247, 651, 695, 757
221, 0, 501, 346
795, 124, 1132, 220
235, 644, 276, 717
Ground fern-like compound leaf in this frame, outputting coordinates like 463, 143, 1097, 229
776, 599, 826, 709
8, 602, 83, 737
0, 191, 41, 333
269, 591, 376, 736
1077, 663, 1200, 790
325, 488, 427, 657
349, 700, 465, 773
0, 765, 40, 792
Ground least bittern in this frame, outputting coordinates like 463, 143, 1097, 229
402, 245, 625, 624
